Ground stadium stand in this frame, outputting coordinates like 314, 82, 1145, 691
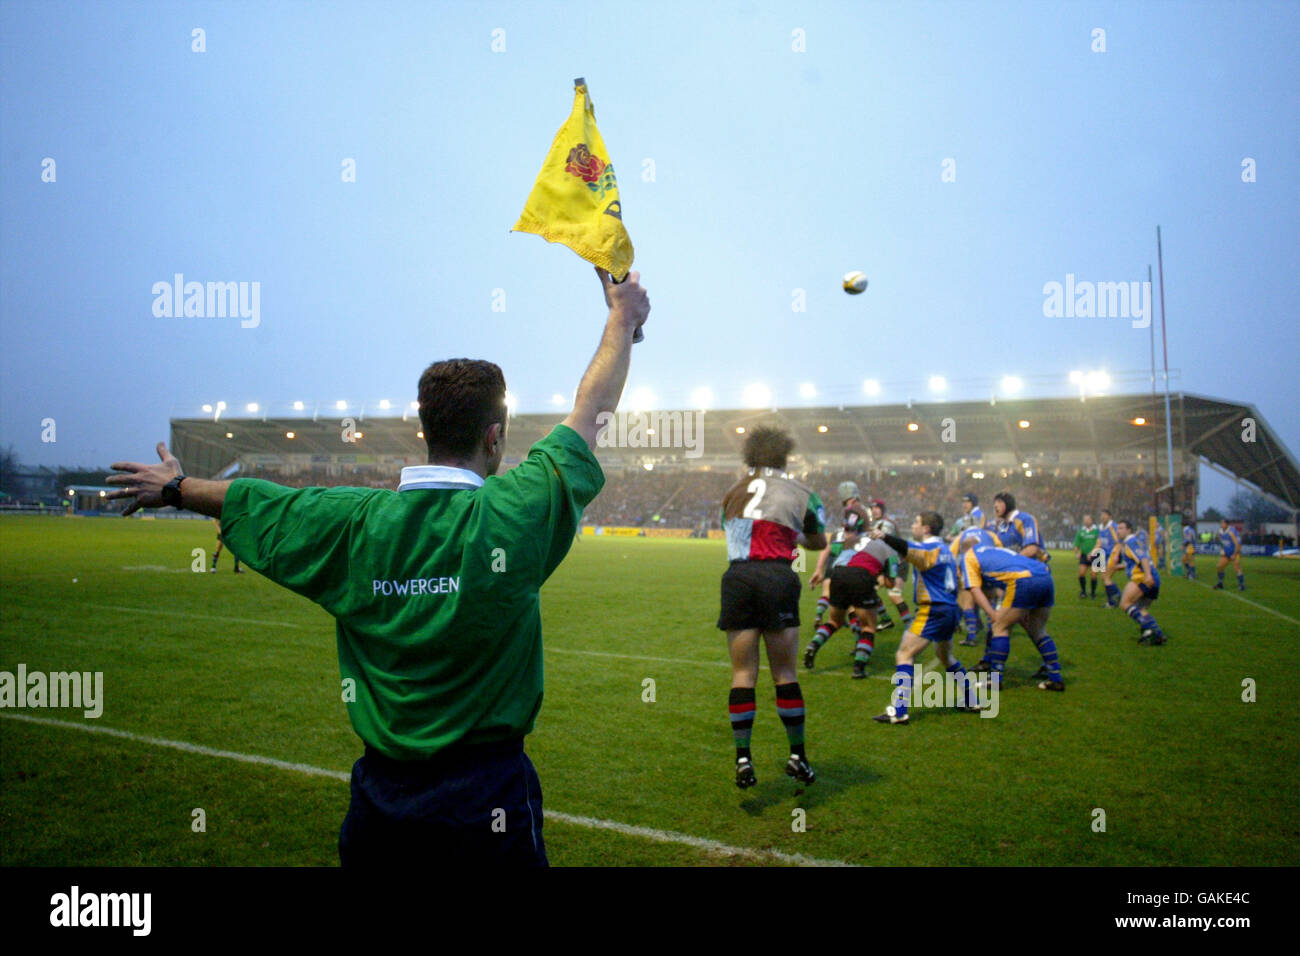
170, 393, 1299, 537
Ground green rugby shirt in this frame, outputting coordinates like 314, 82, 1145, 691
218, 423, 603, 760
1074, 525, 1099, 554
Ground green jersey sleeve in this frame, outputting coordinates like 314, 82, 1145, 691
483, 423, 605, 584
219, 480, 379, 609
803, 491, 827, 535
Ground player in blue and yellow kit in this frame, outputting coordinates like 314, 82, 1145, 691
991, 492, 1045, 561
1114, 519, 1167, 644
957, 493, 983, 533
1214, 519, 1245, 591
951, 525, 1001, 646
1182, 520, 1197, 579
960, 541, 1064, 691
1096, 508, 1121, 607
870, 512, 974, 724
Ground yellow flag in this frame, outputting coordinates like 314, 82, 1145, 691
512, 78, 634, 279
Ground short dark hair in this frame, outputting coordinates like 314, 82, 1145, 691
417, 359, 507, 461
994, 491, 1016, 512
1117, 518, 1133, 531
742, 426, 794, 469
918, 511, 943, 537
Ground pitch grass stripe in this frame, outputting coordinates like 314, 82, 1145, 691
1184, 579, 1300, 627
547, 646, 891, 680
84, 603, 307, 629
77, 607, 886, 679
0, 713, 857, 868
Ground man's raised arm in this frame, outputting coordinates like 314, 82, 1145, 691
562, 267, 651, 450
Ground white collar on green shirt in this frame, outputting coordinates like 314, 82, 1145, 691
398, 465, 484, 491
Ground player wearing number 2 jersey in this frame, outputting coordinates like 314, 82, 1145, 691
718, 427, 827, 790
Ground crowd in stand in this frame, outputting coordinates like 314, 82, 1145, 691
582, 467, 1186, 540
242, 462, 1206, 543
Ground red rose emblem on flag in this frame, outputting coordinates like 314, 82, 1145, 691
565, 144, 606, 183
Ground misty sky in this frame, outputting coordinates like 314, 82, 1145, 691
2, 0, 1296, 509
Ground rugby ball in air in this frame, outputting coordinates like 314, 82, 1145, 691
842, 271, 868, 295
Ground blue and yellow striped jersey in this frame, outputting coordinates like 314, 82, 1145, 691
1097, 520, 1118, 552
904, 537, 959, 606
960, 545, 1051, 591
1118, 531, 1159, 586
950, 525, 1002, 557
1218, 527, 1240, 553
996, 510, 1042, 552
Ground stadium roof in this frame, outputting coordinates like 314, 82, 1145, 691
171, 392, 1299, 510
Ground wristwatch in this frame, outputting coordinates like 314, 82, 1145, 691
161, 475, 188, 509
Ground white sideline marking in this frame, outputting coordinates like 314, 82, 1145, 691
1, 713, 346, 781
1, 713, 857, 868
84, 603, 306, 629
1186, 580, 1300, 627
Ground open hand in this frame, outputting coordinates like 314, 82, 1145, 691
106, 442, 183, 516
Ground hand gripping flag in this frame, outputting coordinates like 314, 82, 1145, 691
512, 77, 635, 283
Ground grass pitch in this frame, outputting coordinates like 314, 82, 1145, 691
2, 515, 1297, 866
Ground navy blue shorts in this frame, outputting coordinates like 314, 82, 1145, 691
339, 738, 547, 868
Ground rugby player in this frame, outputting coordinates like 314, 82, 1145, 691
811, 481, 869, 632
805, 523, 896, 678
1114, 519, 1168, 644
1096, 509, 1121, 607
1073, 514, 1099, 599
1182, 519, 1198, 579
209, 518, 243, 573
1213, 518, 1245, 591
869, 512, 973, 725
867, 498, 912, 630
950, 524, 1001, 646
719, 427, 827, 789
991, 491, 1044, 561
961, 540, 1064, 691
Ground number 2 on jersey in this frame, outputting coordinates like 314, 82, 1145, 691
742, 479, 766, 519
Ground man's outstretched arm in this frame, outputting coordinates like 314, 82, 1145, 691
106, 441, 231, 518
562, 267, 651, 450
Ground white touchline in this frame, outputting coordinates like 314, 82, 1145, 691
1186, 580, 1300, 627
1, 713, 858, 868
